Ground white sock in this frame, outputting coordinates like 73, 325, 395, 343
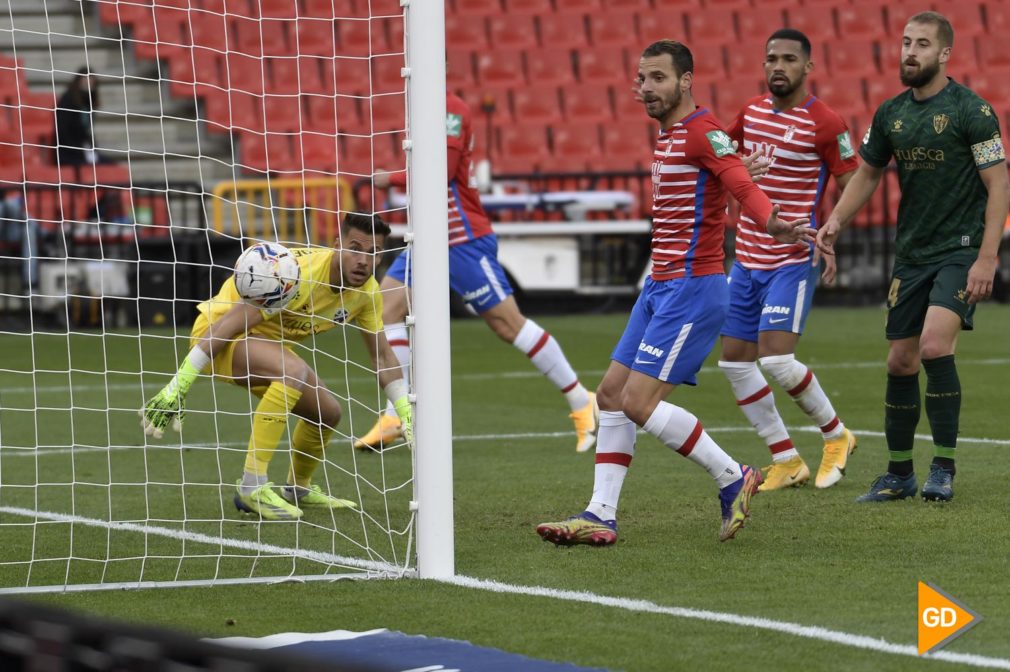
383, 322, 410, 416
642, 401, 742, 489
512, 319, 590, 411
719, 360, 797, 462
586, 410, 636, 521
760, 354, 845, 440
240, 471, 269, 497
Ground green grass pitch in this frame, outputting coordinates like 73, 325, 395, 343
2, 304, 1009, 671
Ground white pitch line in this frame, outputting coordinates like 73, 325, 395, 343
442, 575, 1010, 670
0, 505, 402, 576
3, 426, 1009, 459
0, 505, 1005, 668
4, 357, 1010, 395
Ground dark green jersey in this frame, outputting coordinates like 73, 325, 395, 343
860, 78, 1005, 264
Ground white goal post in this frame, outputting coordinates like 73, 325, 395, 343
0, 0, 452, 592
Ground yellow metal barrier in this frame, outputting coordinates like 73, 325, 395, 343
211, 176, 355, 245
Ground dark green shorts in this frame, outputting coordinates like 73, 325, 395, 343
886, 249, 977, 340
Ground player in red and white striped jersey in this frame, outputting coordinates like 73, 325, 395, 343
356, 91, 597, 454
718, 30, 860, 492
538, 40, 814, 547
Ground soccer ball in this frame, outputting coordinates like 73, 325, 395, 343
233, 242, 300, 314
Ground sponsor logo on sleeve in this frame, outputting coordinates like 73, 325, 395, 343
706, 130, 736, 157
837, 131, 855, 159
446, 113, 463, 137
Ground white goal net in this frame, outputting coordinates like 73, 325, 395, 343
0, 0, 449, 593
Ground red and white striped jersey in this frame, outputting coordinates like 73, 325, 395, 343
650, 107, 771, 281
727, 94, 858, 270
446, 92, 494, 246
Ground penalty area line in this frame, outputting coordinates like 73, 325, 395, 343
442, 575, 1010, 670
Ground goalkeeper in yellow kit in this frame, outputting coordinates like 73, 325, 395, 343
140, 213, 412, 520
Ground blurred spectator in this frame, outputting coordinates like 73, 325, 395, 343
1, 191, 39, 290
55, 68, 106, 166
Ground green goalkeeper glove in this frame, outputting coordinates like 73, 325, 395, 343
140, 349, 207, 439
393, 395, 413, 445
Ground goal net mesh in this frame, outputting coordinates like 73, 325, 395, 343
0, 0, 414, 592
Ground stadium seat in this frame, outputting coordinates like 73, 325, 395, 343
302, 0, 357, 18
602, 0, 650, 10
686, 43, 728, 82
190, 12, 229, 52
263, 93, 302, 132
884, 3, 924, 37
864, 76, 895, 111
488, 16, 538, 50
525, 48, 577, 88
270, 57, 328, 95
476, 50, 526, 87
294, 17, 337, 56
637, 11, 688, 47
836, 6, 887, 41
825, 40, 881, 76
340, 132, 401, 176
561, 84, 615, 123
454, 0, 503, 16
371, 54, 407, 95
445, 14, 489, 51
785, 7, 839, 42
261, 0, 299, 18
975, 36, 1010, 71
337, 17, 393, 57
966, 72, 1010, 111
555, 0, 600, 11
235, 17, 291, 58
713, 77, 764, 123
223, 52, 268, 94
724, 41, 768, 82
577, 47, 630, 85
613, 85, 648, 120
167, 47, 220, 98
815, 75, 868, 116
512, 85, 563, 125
242, 133, 297, 174
96, 0, 152, 26
365, 98, 406, 134
601, 121, 655, 170
736, 11, 786, 45
304, 92, 366, 134
587, 11, 638, 49
132, 7, 189, 61
703, 0, 751, 8
446, 49, 477, 89
538, 14, 590, 50
496, 124, 550, 173
686, 8, 739, 46
504, 0, 553, 15
546, 123, 604, 172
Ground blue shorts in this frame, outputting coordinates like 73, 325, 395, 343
612, 274, 728, 385
721, 261, 820, 342
384, 234, 513, 314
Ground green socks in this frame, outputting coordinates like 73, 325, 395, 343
923, 355, 960, 473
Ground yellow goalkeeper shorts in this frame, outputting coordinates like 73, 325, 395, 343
189, 314, 296, 397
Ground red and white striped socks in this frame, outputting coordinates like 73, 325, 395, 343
759, 354, 845, 441
512, 319, 590, 411
586, 410, 636, 521
642, 401, 742, 489
719, 360, 797, 462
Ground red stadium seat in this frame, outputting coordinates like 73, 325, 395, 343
339, 132, 401, 176
687, 43, 728, 82
864, 76, 895, 111
538, 14, 590, 49
364, 97, 406, 133
825, 39, 881, 76
270, 57, 328, 95
736, 10, 786, 45
724, 40, 768, 82
504, 0, 552, 15
223, 52, 267, 94
167, 47, 220, 98
546, 123, 604, 172
587, 11, 638, 49
637, 11, 688, 47
966, 72, 1010, 111
446, 49, 477, 89
613, 84, 648, 120
713, 76, 764, 123
476, 50, 525, 87
241, 133, 297, 174
512, 85, 563, 125
836, 6, 887, 41
371, 54, 407, 94
294, 17, 337, 56
446, 14, 489, 51
686, 8, 739, 46
578, 47, 631, 85
525, 48, 577, 87
555, 0, 600, 11
337, 17, 393, 57
132, 7, 189, 61
601, 0, 650, 10
704, 0, 751, 8
785, 7, 839, 42
464, 86, 513, 123
975, 36, 1010, 71
190, 11, 229, 52
815, 75, 869, 116
601, 121, 655, 169
884, 3, 925, 37
454, 0, 503, 16
96, 0, 152, 26
326, 57, 370, 95
496, 124, 550, 173
488, 16, 538, 50
560, 83, 614, 123
302, 0, 357, 18
261, 0, 299, 18
263, 93, 302, 132
304, 92, 367, 134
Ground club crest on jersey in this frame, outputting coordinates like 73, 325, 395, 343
784, 125, 797, 143
706, 130, 735, 157
933, 114, 950, 135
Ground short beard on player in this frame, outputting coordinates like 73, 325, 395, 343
768, 75, 800, 98
900, 58, 940, 88
644, 87, 681, 122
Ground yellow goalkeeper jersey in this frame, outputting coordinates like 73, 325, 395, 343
196, 247, 383, 343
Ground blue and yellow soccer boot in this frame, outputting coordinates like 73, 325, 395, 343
921, 464, 954, 502
536, 511, 617, 546
234, 481, 302, 520
719, 465, 762, 542
282, 484, 358, 510
855, 472, 918, 502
